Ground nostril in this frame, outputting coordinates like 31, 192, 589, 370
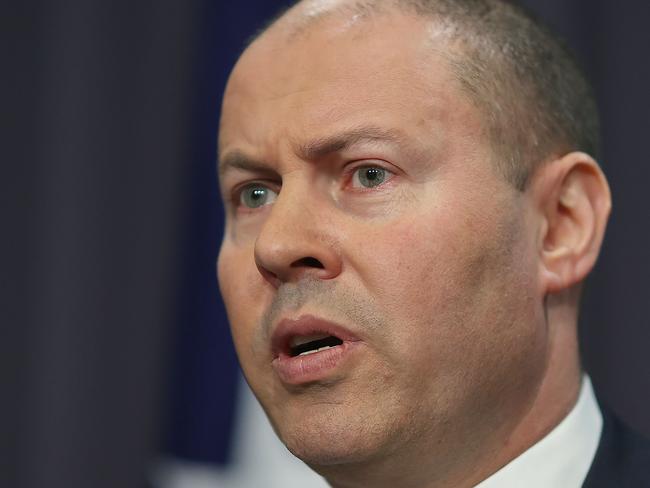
256, 263, 281, 288
292, 256, 324, 269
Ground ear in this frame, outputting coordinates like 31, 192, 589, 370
531, 152, 612, 294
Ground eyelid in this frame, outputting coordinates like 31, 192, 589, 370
344, 160, 397, 189
225, 160, 397, 211
230, 180, 280, 211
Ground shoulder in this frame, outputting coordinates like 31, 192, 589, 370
582, 401, 650, 487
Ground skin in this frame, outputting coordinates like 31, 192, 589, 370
217, 4, 611, 488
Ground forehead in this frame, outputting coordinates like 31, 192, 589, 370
219, 11, 479, 162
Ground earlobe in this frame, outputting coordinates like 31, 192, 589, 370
534, 152, 612, 294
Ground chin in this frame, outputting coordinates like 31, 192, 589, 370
284, 428, 380, 468
272, 405, 397, 468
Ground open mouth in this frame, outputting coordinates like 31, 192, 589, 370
289, 334, 344, 357
271, 315, 362, 384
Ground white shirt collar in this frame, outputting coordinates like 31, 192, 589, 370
475, 376, 603, 488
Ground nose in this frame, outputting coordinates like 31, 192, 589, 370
254, 186, 342, 288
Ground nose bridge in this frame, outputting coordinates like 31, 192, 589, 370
256, 176, 321, 256
254, 176, 340, 284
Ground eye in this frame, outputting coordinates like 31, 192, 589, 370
351, 166, 391, 189
238, 184, 278, 209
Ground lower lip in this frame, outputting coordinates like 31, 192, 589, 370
272, 341, 360, 385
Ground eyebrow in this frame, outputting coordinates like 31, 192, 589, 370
218, 150, 273, 177
296, 125, 406, 160
218, 125, 406, 176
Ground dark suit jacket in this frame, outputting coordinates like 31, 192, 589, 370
582, 406, 650, 487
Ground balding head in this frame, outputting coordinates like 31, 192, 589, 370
243, 0, 599, 189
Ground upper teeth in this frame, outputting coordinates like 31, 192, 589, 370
298, 345, 334, 356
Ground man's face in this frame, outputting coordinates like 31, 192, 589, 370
218, 12, 549, 475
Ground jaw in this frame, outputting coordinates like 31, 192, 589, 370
258, 326, 575, 488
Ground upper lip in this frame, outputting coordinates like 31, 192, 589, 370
271, 314, 361, 359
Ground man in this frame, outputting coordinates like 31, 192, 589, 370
216, 0, 649, 486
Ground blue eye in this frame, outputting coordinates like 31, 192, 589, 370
352, 167, 388, 188
239, 185, 278, 208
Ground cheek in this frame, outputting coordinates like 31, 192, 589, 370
346, 199, 533, 365
351, 211, 471, 318
217, 245, 263, 358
